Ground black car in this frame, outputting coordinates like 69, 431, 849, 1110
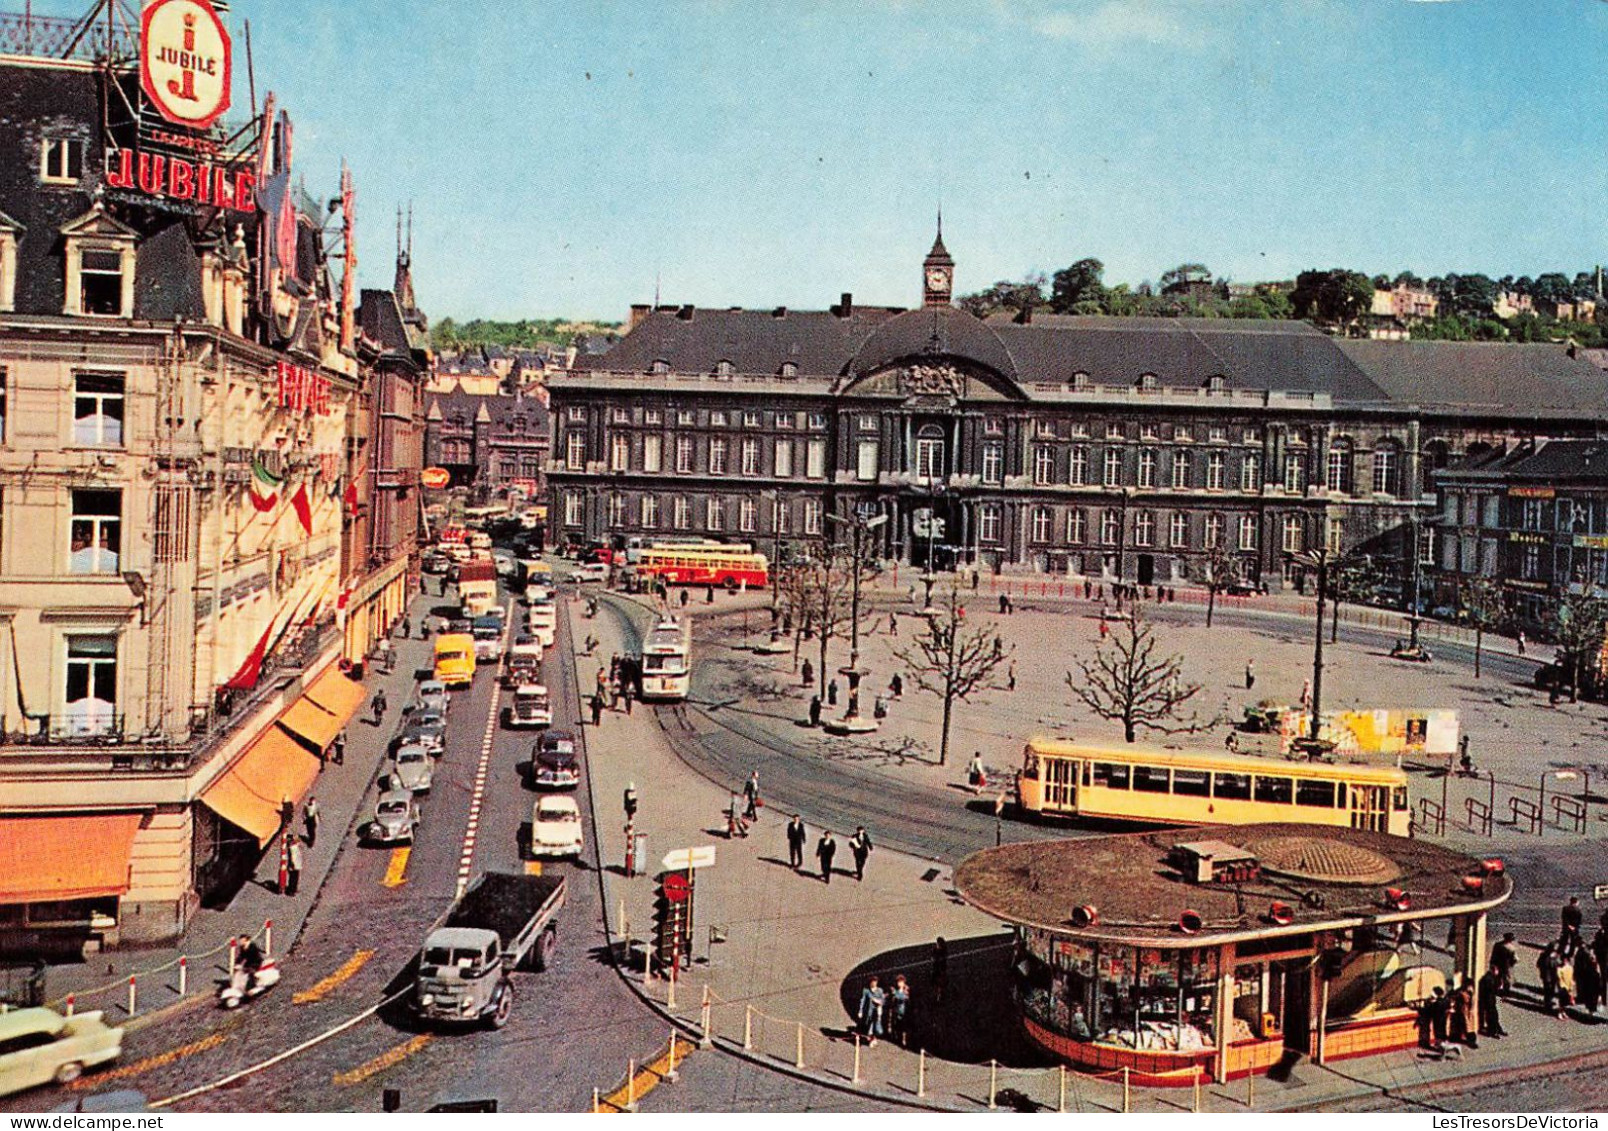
532, 730, 580, 789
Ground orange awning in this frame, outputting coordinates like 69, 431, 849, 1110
278, 666, 365, 751
0, 814, 142, 904
304, 666, 366, 723
200, 728, 321, 846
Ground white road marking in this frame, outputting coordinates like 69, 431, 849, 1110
455, 597, 515, 897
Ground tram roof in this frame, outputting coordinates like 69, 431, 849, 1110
954, 822, 1510, 947
1023, 737, 1407, 782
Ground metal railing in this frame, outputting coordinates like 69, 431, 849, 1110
0, 10, 137, 61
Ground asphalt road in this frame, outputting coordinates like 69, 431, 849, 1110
1, 578, 889, 1113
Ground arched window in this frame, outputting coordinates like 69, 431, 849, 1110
1372, 440, 1402, 497
1421, 439, 1450, 493
1325, 438, 1353, 494
914, 424, 946, 479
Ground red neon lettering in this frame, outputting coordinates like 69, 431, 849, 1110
232, 170, 256, 214
167, 158, 194, 200
136, 153, 166, 195
195, 163, 213, 205
105, 149, 134, 189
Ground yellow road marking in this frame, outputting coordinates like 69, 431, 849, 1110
70, 1031, 228, 1089
293, 948, 376, 1005
332, 1034, 431, 1087
382, 847, 412, 888
525, 859, 543, 875
598, 1036, 698, 1112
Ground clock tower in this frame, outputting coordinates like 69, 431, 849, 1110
922, 213, 954, 308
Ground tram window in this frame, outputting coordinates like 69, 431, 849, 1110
1295, 780, 1336, 808
1213, 772, 1252, 800
1133, 765, 1171, 793
1393, 787, 1409, 811
1172, 769, 1211, 797
1091, 762, 1129, 790
1254, 776, 1293, 804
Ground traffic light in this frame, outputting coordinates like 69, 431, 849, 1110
652, 872, 692, 972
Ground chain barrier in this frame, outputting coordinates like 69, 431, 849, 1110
47, 918, 274, 1015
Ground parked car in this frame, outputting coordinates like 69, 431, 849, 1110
366, 790, 420, 845
529, 795, 584, 859
0, 1007, 123, 1096
409, 680, 450, 716
398, 712, 446, 758
388, 744, 435, 794
505, 684, 552, 729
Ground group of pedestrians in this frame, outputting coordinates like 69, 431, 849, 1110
780, 811, 873, 883
1532, 897, 1608, 1019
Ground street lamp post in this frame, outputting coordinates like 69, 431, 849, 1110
825, 510, 887, 729
1294, 537, 1330, 745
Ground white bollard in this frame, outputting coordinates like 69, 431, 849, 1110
743, 1005, 753, 1050
1123, 1066, 1131, 1113
228, 938, 238, 976
127, 975, 137, 1017
852, 1034, 861, 1085
988, 1058, 997, 1108
178, 956, 188, 997
1059, 1064, 1067, 1113
65, 994, 75, 1018
699, 999, 712, 1049
918, 1048, 926, 1098
626, 1059, 636, 1112
665, 1030, 680, 1082
795, 1022, 805, 1069
264, 919, 274, 958
592, 1086, 600, 1114
643, 943, 653, 985
667, 964, 677, 1010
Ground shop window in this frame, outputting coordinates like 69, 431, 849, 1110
1296, 779, 1337, 808
69, 488, 120, 574
1213, 772, 1252, 800
1133, 765, 1171, 793
1253, 775, 1293, 804
1090, 762, 1129, 789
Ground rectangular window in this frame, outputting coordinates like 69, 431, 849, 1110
1373, 448, 1397, 495
858, 414, 877, 431
1067, 510, 1086, 544
568, 405, 586, 422
1173, 769, 1211, 797
709, 438, 728, 475
1205, 514, 1225, 548
710, 411, 728, 427
1243, 426, 1261, 445
1100, 510, 1120, 545
915, 436, 944, 479
807, 413, 827, 430
673, 496, 691, 530
1134, 511, 1154, 547
774, 412, 793, 429
772, 498, 791, 534
641, 495, 659, 528
610, 433, 630, 472
1213, 772, 1252, 800
73, 373, 124, 446
1253, 775, 1293, 804
706, 497, 723, 531
1138, 449, 1157, 488
803, 499, 822, 535
676, 436, 695, 474
1283, 452, 1304, 493
1140, 423, 1160, 441
774, 439, 793, 477
642, 434, 662, 474
0, 369, 8, 442
741, 438, 761, 477
806, 439, 827, 479
743, 411, 761, 428
611, 407, 631, 424
982, 442, 1003, 485
1238, 514, 1258, 551
677, 409, 695, 426
1282, 515, 1304, 553
739, 497, 757, 532
1207, 452, 1225, 490
1174, 425, 1192, 442
979, 504, 1002, 543
1037, 419, 1057, 439
40, 137, 85, 184
64, 634, 117, 734
1169, 512, 1189, 548
1091, 762, 1130, 790
644, 408, 663, 426
1327, 517, 1344, 553
1031, 507, 1052, 543
857, 440, 879, 481
1033, 445, 1055, 486
1208, 426, 1227, 443
69, 488, 120, 574
564, 432, 585, 470
1105, 423, 1124, 440
1326, 447, 1350, 493
1102, 448, 1122, 487
984, 418, 1004, 436
1240, 456, 1261, 493
1296, 779, 1337, 808
563, 492, 583, 527
1069, 447, 1088, 486
1069, 421, 1089, 438
608, 493, 627, 527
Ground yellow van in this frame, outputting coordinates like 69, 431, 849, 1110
433, 633, 477, 689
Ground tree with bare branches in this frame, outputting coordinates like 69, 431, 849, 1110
893, 587, 1010, 766
1460, 575, 1504, 679
1202, 542, 1239, 628
777, 548, 876, 698
1068, 607, 1210, 743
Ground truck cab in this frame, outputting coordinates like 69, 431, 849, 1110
414, 927, 511, 1027
505, 684, 551, 729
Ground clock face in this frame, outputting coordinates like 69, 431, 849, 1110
926, 268, 950, 292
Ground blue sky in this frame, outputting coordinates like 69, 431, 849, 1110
54, 0, 1608, 320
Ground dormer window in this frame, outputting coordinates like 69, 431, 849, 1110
715, 360, 735, 378
1138, 373, 1158, 393
1205, 374, 1226, 395
650, 360, 670, 375
1071, 371, 1090, 391
61, 205, 136, 318
78, 249, 126, 316
779, 362, 798, 378
40, 137, 84, 185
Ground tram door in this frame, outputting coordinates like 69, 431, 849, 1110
1349, 785, 1390, 833
1044, 757, 1078, 813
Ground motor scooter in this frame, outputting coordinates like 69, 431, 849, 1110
218, 959, 281, 1009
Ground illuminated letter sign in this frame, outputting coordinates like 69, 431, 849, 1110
141, 0, 233, 131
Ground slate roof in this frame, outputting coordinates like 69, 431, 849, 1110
853, 305, 1017, 379
359, 288, 412, 353
133, 223, 206, 321
573, 307, 902, 377
1437, 437, 1608, 485
1336, 340, 1608, 416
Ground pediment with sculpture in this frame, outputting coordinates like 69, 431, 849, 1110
840, 359, 1024, 403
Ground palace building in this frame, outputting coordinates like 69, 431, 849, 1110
545, 228, 1608, 592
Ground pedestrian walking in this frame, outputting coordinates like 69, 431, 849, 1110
1477, 965, 1507, 1038
816, 830, 836, 883
1564, 896, 1585, 950
1245, 659, 1256, 690
285, 837, 304, 896
1007, 662, 1017, 692
971, 570, 980, 591
809, 694, 822, 727
370, 688, 388, 726
999, 593, 1009, 615
827, 679, 838, 706
1539, 943, 1565, 1016
622, 682, 634, 715
1594, 925, 1608, 990
589, 692, 604, 727
857, 977, 886, 1045
849, 826, 873, 881
992, 634, 1003, 658
705, 584, 715, 604
679, 588, 690, 608
889, 673, 903, 698
889, 613, 898, 638
1420, 985, 1450, 1049
332, 731, 347, 766
1576, 946, 1603, 1015
596, 667, 608, 696
1098, 617, 1109, 639
887, 975, 911, 1047
1516, 630, 1527, 656
1492, 932, 1518, 993
801, 659, 814, 688
303, 796, 320, 848
968, 752, 987, 790
744, 771, 761, 821
1299, 678, 1311, 712
931, 937, 949, 1004
727, 794, 749, 839
786, 814, 807, 869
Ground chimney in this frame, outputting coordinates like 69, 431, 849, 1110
772, 306, 787, 319
677, 304, 695, 321
628, 303, 651, 332
836, 292, 853, 319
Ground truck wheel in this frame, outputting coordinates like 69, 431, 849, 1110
532, 925, 557, 972
489, 982, 513, 1029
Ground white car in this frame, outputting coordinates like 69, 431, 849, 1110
409, 680, 450, 715
527, 606, 556, 648
0, 1007, 123, 1096
505, 684, 552, 729
574, 562, 608, 583
530, 794, 584, 859
388, 743, 434, 794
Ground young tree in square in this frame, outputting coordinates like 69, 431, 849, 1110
1327, 553, 1387, 644
1069, 606, 1210, 743
893, 587, 1009, 766
1460, 575, 1504, 679
1549, 592, 1608, 702
785, 545, 877, 699
1202, 542, 1239, 628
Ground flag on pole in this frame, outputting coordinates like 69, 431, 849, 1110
290, 482, 313, 536
223, 622, 274, 690
250, 459, 284, 512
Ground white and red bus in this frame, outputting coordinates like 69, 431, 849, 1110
635, 542, 769, 589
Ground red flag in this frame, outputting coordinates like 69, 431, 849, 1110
343, 480, 360, 515
224, 623, 274, 691
291, 482, 313, 536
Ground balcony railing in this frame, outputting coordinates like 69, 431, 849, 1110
0, 10, 137, 62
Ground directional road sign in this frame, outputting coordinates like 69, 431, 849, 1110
662, 845, 717, 872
